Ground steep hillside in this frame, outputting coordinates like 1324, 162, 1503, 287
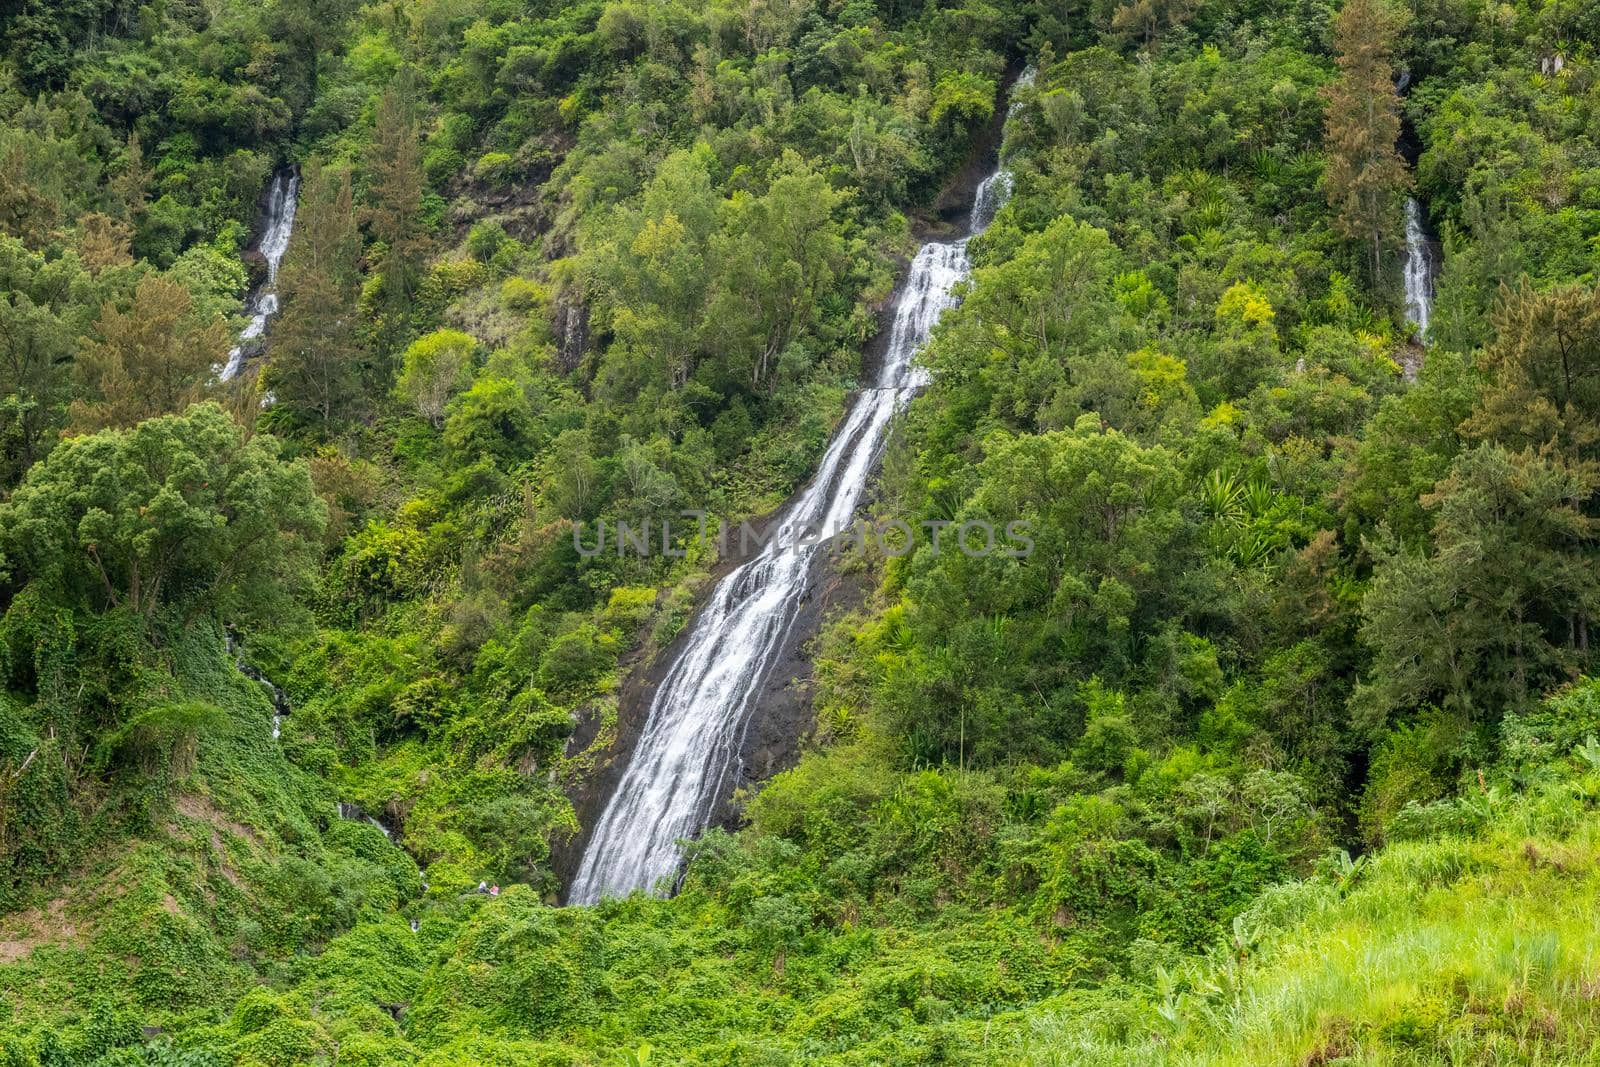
3, 0, 1600, 1060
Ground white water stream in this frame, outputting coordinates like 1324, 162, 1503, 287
569, 157, 1016, 903
1402, 196, 1434, 342
220, 170, 299, 382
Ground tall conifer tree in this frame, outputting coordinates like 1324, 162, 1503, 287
1324, 0, 1409, 283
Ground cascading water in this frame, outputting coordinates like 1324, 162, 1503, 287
220, 169, 300, 382
1008, 67, 1036, 115
968, 69, 1033, 233
1402, 197, 1434, 341
969, 171, 1012, 233
226, 631, 289, 739
226, 634, 423, 889
568, 161, 1014, 905
337, 802, 394, 840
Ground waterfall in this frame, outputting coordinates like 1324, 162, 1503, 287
1402, 197, 1434, 341
969, 171, 1013, 233
1010, 67, 1035, 110
555, 298, 589, 373
567, 173, 1009, 905
967, 68, 1033, 233
337, 802, 394, 840
226, 631, 289, 739
220, 169, 300, 382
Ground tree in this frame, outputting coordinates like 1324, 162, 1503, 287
878, 417, 1199, 766
1354, 443, 1599, 729
266, 165, 365, 426
706, 153, 847, 394
1202, 280, 1283, 400
1463, 281, 1600, 468
1109, 0, 1196, 47
69, 274, 229, 432
268, 0, 361, 110
3, 0, 116, 89
1338, 347, 1476, 546
109, 134, 148, 224
746, 893, 810, 975
76, 213, 134, 275
443, 376, 542, 467
396, 329, 476, 426
921, 215, 1132, 434
364, 78, 431, 367
1323, 0, 1410, 282
0, 237, 97, 486
588, 146, 718, 391
0, 143, 61, 248
0, 403, 327, 629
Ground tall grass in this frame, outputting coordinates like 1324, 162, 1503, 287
1001, 778, 1600, 1065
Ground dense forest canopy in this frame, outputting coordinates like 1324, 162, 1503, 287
1, 0, 1599, 1060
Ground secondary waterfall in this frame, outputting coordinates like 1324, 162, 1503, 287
226, 631, 289, 739
1402, 196, 1434, 341
968, 69, 1034, 233
568, 174, 1009, 905
970, 171, 1012, 232
337, 802, 394, 840
221, 169, 300, 382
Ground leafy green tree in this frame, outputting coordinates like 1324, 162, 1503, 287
1202, 280, 1283, 400
396, 329, 476, 427
1355, 444, 1599, 729
923, 215, 1132, 434
589, 147, 718, 391
880, 417, 1200, 765
443, 376, 542, 467
4, 0, 106, 89
364, 77, 431, 364
745, 893, 810, 974
1338, 348, 1475, 546
268, 0, 361, 109
928, 71, 996, 134
0, 403, 326, 629
0, 238, 97, 485
706, 154, 847, 394
843, 90, 925, 207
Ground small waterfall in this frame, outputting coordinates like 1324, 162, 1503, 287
969, 171, 1013, 233
220, 169, 300, 382
1009, 66, 1036, 114
555, 298, 589, 373
567, 166, 1011, 905
1401, 197, 1436, 380
226, 632, 289, 739
337, 802, 394, 840
964, 68, 1033, 233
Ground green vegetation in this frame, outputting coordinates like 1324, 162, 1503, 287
3, 0, 1600, 1060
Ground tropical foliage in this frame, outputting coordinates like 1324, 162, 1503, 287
3, 0, 1600, 1060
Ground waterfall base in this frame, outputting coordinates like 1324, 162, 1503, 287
550, 509, 875, 898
